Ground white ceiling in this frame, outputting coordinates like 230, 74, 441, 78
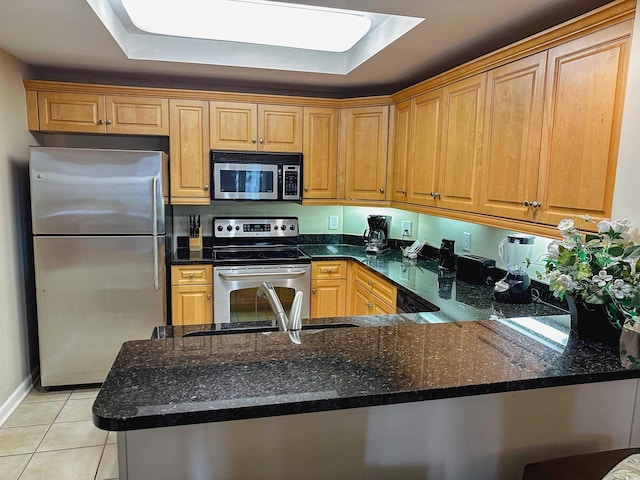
0, 0, 616, 97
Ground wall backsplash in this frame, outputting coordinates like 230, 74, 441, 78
172, 203, 554, 280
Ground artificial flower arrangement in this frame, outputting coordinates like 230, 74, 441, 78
537, 215, 640, 328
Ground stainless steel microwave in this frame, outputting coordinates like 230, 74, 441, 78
211, 151, 302, 201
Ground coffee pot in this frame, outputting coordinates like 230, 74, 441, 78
363, 215, 391, 255
493, 234, 535, 303
438, 239, 456, 271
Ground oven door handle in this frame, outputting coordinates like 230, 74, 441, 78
219, 270, 308, 280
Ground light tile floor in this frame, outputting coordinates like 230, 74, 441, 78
0, 387, 117, 480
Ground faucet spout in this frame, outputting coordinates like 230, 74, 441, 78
256, 282, 304, 335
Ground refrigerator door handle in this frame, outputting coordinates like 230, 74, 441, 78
152, 177, 159, 292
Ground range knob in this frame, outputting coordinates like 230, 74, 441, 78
235, 225, 240, 230
273, 225, 279, 231
217, 225, 223, 232
289, 224, 295, 231
226, 225, 232, 231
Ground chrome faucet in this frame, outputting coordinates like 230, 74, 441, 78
256, 282, 304, 344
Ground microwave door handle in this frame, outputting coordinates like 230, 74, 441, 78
219, 271, 307, 280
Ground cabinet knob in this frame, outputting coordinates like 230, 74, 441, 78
379, 188, 385, 193
402, 190, 407, 195
207, 293, 212, 299
532, 201, 542, 208
98, 119, 104, 125
304, 186, 308, 191
204, 184, 209, 190
327, 268, 333, 273
430, 191, 441, 198
252, 138, 257, 144
312, 288, 317, 294
259, 138, 264, 144
189, 273, 195, 278
106, 119, 113, 125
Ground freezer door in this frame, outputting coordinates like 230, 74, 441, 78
30, 147, 165, 235
33, 235, 166, 387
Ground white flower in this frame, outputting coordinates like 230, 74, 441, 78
558, 219, 577, 238
557, 274, 576, 292
547, 240, 561, 259
592, 270, 613, 287
622, 227, 640, 246
597, 220, 612, 234
611, 279, 632, 299
611, 218, 632, 234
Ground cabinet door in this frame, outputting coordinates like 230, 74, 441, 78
303, 107, 338, 199
169, 99, 211, 204
536, 21, 632, 226
437, 74, 486, 212
408, 89, 443, 205
258, 104, 303, 152
37, 92, 106, 133
171, 284, 212, 325
343, 106, 390, 201
390, 100, 412, 202
106, 96, 169, 135
210, 101, 258, 150
372, 298, 395, 315
349, 280, 373, 316
311, 279, 346, 318
478, 52, 546, 220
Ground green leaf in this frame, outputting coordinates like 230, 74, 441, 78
608, 245, 624, 257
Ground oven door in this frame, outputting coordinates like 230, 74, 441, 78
213, 162, 279, 200
213, 264, 310, 324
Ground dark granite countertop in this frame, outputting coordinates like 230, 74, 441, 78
93, 314, 640, 431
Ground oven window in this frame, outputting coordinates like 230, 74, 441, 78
230, 286, 295, 323
219, 169, 274, 193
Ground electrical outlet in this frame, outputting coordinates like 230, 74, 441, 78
401, 220, 412, 236
328, 215, 339, 230
463, 232, 471, 252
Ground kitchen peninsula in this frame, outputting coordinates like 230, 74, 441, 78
93, 244, 640, 479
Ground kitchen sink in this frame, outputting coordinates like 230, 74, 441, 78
182, 323, 359, 337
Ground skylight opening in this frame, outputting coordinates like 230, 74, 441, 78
121, 0, 372, 53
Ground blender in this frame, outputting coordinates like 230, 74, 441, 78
493, 234, 535, 304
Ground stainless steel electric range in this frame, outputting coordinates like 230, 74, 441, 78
211, 217, 311, 324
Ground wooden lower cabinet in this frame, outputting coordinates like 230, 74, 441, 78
171, 265, 212, 325
311, 261, 347, 318
348, 262, 396, 316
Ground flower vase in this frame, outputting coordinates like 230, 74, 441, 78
566, 296, 621, 347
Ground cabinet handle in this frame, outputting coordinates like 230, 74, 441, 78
106, 119, 113, 125
312, 288, 317, 294
327, 268, 333, 273
204, 184, 209, 191
259, 138, 264, 144
430, 192, 441, 198
379, 188, 385, 193
98, 119, 104, 125
304, 186, 308, 191
252, 138, 257, 144
189, 273, 195, 278
532, 201, 542, 208
207, 293, 212, 299
402, 190, 407, 195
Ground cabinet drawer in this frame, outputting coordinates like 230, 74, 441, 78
312, 261, 347, 279
352, 263, 397, 307
171, 265, 212, 285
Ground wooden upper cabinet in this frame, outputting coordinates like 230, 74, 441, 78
303, 107, 338, 199
342, 106, 390, 201
408, 89, 443, 206
36, 91, 168, 135
535, 20, 632, 226
437, 73, 486, 212
169, 99, 211, 204
390, 100, 412, 202
105, 96, 169, 135
37, 92, 105, 133
210, 101, 302, 152
478, 52, 546, 221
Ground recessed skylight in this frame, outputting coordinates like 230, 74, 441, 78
121, 0, 372, 53
85, 0, 424, 75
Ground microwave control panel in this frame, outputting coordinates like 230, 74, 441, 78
282, 165, 301, 200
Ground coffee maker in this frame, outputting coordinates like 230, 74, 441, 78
363, 215, 391, 255
493, 234, 535, 304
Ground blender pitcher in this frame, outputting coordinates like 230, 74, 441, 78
493, 234, 535, 303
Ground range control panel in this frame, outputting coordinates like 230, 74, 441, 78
213, 217, 299, 239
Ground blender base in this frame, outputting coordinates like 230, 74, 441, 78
493, 273, 532, 304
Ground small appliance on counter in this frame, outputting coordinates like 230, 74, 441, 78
493, 234, 535, 304
438, 239, 456, 271
456, 254, 496, 285
363, 215, 391, 255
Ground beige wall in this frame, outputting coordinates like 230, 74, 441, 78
613, 1, 640, 225
0, 48, 37, 408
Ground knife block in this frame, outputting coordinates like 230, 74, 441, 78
189, 233, 202, 252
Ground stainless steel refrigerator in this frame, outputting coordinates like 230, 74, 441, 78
30, 147, 166, 387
